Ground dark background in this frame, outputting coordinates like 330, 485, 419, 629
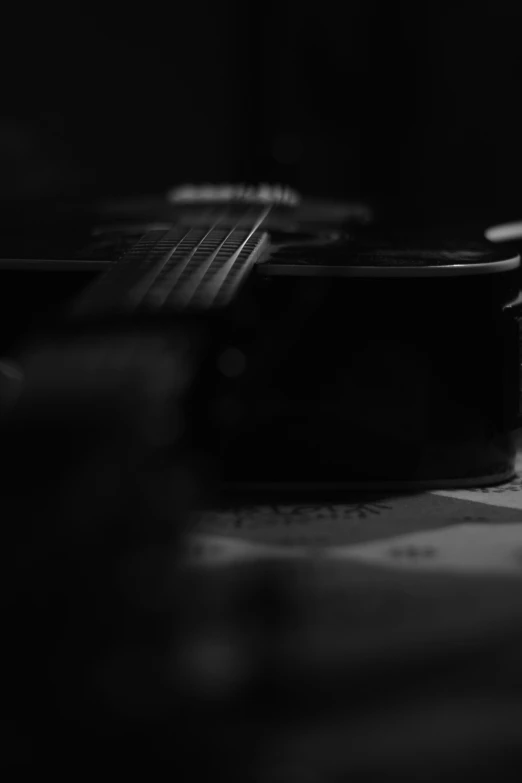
2, 2, 522, 232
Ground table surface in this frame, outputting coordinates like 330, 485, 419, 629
188, 430, 522, 578
180, 432, 522, 780
175, 430, 522, 777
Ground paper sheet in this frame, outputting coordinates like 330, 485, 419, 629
189, 434, 522, 574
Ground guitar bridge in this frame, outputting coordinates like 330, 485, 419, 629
167, 182, 300, 207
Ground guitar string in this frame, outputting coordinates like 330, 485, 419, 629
127, 200, 273, 312
170, 202, 273, 311
73, 202, 269, 384
76, 216, 217, 388
127, 205, 225, 308
93, 204, 224, 310
96, 198, 277, 313
192, 203, 273, 309
82, 223, 190, 298
116, 227, 192, 297
124, 202, 251, 310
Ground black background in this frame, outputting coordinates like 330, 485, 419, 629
2, 1, 522, 232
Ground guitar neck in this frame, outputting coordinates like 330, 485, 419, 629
71, 226, 269, 318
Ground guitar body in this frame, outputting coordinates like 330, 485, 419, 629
1, 184, 521, 492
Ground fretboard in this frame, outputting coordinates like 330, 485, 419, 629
73, 227, 269, 318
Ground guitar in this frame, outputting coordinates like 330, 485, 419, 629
1, 183, 521, 493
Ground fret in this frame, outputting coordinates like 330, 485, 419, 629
72, 228, 269, 317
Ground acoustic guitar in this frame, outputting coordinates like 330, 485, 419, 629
1, 182, 520, 493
